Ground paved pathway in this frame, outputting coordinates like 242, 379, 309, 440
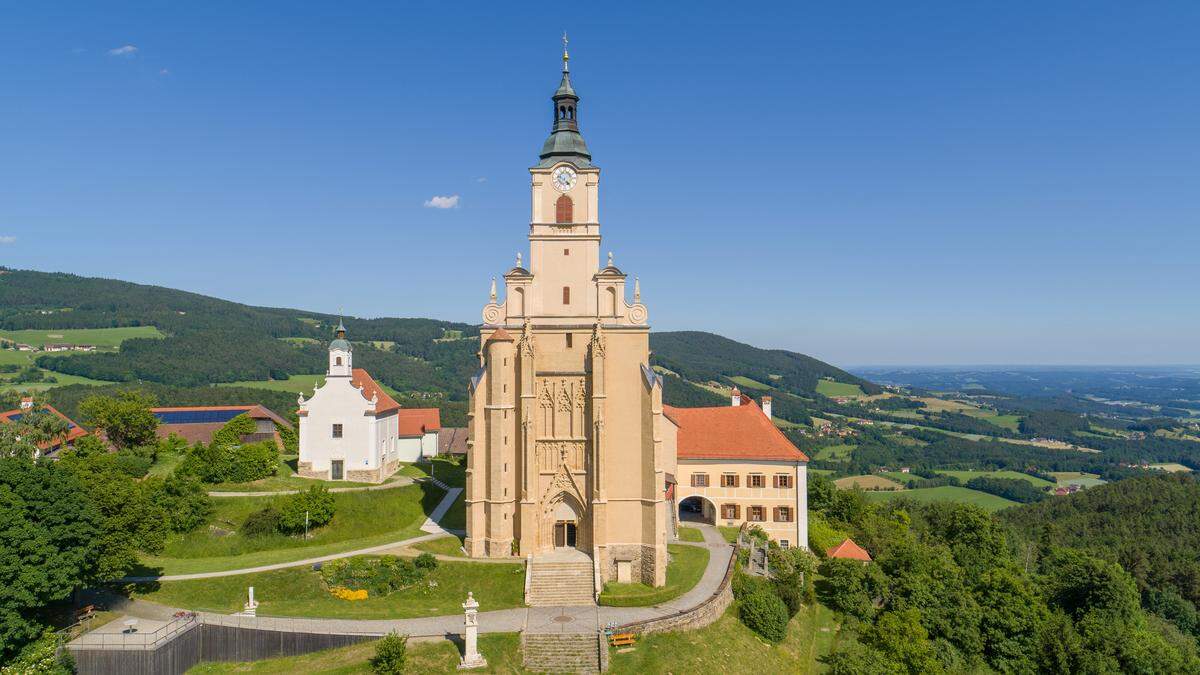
101, 523, 734, 641
121, 483, 462, 582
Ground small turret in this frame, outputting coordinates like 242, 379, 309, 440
328, 319, 353, 377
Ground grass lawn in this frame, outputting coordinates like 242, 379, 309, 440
0, 326, 163, 348
186, 633, 526, 674
608, 602, 840, 674
140, 483, 445, 575
412, 535, 467, 557
935, 469, 1055, 488
877, 471, 914, 485
717, 526, 741, 543
815, 444, 855, 461
132, 557, 525, 619
728, 375, 771, 390
862, 485, 1017, 512
1150, 463, 1193, 473
600, 544, 708, 607
0, 350, 35, 366
815, 380, 865, 398
677, 526, 704, 543
834, 474, 904, 491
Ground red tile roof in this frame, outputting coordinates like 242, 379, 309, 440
0, 404, 88, 449
150, 405, 293, 429
397, 408, 441, 437
488, 328, 515, 342
351, 368, 401, 415
827, 538, 872, 561
664, 398, 808, 462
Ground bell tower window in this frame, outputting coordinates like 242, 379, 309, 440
556, 195, 573, 223
562, 286, 571, 305
335, 356, 342, 366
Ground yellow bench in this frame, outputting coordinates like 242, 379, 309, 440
610, 633, 636, 647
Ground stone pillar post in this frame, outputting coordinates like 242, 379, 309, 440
458, 592, 487, 670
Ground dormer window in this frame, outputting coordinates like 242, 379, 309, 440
556, 195, 573, 223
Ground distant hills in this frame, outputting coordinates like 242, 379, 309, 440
0, 268, 871, 425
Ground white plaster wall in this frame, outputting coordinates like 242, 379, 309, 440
395, 437, 424, 463
299, 376, 376, 474
421, 431, 438, 458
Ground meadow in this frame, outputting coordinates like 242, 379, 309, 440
861, 485, 1017, 512
141, 483, 444, 575
815, 379, 865, 398
0, 326, 163, 348
934, 469, 1055, 488
834, 474, 904, 491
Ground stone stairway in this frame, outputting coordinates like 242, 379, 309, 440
527, 560, 595, 607
522, 632, 603, 673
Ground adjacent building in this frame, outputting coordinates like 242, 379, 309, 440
297, 322, 440, 482
0, 400, 88, 458
667, 391, 809, 549
151, 405, 291, 446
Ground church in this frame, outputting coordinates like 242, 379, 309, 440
297, 322, 441, 482
464, 45, 808, 589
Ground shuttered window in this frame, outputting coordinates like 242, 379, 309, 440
774, 474, 793, 489
748, 474, 766, 488
691, 473, 710, 488
776, 506, 793, 522
556, 195, 573, 223
748, 506, 765, 522
721, 504, 738, 519
720, 473, 740, 488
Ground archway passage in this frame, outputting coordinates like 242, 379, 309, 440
679, 495, 716, 525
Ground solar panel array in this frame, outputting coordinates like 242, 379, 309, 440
154, 408, 250, 425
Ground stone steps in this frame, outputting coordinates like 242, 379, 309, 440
527, 561, 595, 607
522, 632, 602, 673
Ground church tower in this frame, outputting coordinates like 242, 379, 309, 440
465, 42, 668, 587
328, 320, 353, 377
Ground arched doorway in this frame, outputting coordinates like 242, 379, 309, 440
544, 491, 586, 552
678, 495, 716, 525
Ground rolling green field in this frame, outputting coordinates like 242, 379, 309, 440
862, 486, 1018, 512
815, 444, 855, 461
600, 544, 709, 607
219, 373, 401, 398
935, 469, 1055, 488
728, 375, 772, 390
1048, 472, 1107, 488
0, 370, 113, 392
141, 483, 445, 575
133, 557, 525, 619
0, 326, 163, 348
815, 379, 865, 398
834, 474, 904, 491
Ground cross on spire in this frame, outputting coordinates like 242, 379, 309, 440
562, 31, 569, 72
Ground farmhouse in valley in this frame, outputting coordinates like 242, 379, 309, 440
297, 322, 440, 482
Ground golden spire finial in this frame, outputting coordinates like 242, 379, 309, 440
562, 31, 569, 72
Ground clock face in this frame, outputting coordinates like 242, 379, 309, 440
552, 166, 577, 192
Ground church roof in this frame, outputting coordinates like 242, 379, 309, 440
351, 368, 401, 415
397, 408, 441, 437
827, 538, 873, 562
664, 398, 808, 462
488, 328, 515, 342
538, 44, 592, 168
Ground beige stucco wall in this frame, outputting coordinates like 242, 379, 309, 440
676, 458, 807, 549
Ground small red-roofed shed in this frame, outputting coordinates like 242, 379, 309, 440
826, 538, 872, 562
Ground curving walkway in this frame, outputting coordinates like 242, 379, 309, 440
98, 524, 734, 641
207, 475, 417, 498
120, 485, 462, 582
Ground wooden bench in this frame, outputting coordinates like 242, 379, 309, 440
74, 605, 97, 622
610, 633, 636, 647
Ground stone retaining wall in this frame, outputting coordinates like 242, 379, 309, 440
614, 547, 736, 636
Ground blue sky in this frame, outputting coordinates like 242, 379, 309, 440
1, 2, 1197, 366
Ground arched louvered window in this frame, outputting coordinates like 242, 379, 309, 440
556, 195, 573, 223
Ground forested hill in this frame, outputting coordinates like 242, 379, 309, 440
1, 268, 873, 421
650, 331, 880, 396
1004, 473, 1200, 639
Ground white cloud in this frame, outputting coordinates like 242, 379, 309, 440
159, 68, 170, 76
108, 45, 138, 57
0, 236, 16, 245
423, 195, 460, 209
476, 177, 487, 183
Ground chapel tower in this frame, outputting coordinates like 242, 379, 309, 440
464, 42, 668, 587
